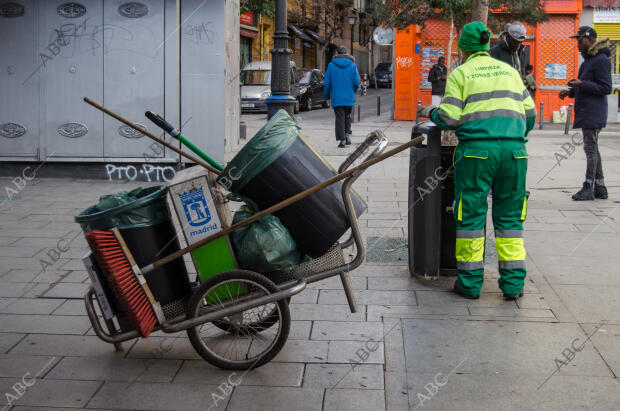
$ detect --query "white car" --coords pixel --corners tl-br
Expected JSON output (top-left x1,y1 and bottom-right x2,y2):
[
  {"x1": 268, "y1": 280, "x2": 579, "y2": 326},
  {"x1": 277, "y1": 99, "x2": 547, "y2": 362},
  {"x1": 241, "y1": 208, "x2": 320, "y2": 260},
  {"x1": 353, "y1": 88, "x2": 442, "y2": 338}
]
[{"x1": 240, "y1": 61, "x2": 300, "y2": 113}]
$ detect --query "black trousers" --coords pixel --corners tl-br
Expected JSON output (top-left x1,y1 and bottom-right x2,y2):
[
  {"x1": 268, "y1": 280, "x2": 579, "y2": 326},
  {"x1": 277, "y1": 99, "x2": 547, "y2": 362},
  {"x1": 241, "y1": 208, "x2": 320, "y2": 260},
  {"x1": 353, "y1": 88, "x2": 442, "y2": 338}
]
[
  {"x1": 333, "y1": 106, "x2": 352, "y2": 141},
  {"x1": 582, "y1": 128, "x2": 605, "y2": 186}
]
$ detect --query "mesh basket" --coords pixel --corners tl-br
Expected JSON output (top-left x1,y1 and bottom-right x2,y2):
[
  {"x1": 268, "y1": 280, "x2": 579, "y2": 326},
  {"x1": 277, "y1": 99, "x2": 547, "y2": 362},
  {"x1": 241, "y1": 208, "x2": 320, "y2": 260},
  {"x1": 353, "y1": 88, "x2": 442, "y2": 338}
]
[{"x1": 265, "y1": 243, "x2": 346, "y2": 284}]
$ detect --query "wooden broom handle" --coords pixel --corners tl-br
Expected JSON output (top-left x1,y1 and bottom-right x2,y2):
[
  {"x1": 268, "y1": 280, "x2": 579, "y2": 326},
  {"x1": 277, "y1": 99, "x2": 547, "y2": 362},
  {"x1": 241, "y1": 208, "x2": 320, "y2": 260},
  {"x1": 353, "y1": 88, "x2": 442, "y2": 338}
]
[
  {"x1": 143, "y1": 134, "x2": 424, "y2": 273},
  {"x1": 83, "y1": 97, "x2": 221, "y2": 175}
]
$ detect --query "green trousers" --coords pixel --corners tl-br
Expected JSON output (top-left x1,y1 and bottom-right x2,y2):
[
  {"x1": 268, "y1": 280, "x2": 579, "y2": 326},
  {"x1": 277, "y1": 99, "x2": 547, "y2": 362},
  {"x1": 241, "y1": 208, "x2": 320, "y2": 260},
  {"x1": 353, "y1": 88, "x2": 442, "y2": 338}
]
[{"x1": 453, "y1": 139, "x2": 528, "y2": 296}]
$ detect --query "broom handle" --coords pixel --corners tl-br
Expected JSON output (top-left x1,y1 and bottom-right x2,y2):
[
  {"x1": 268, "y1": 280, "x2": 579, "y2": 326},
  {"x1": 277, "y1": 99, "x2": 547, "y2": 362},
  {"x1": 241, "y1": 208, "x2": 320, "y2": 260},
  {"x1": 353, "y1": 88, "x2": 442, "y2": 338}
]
[
  {"x1": 141, "y1": 134, "x2": 424, "y2": 274},
  {"x1": 83, "y1": 97, "x2": 221, "y2": 175}
]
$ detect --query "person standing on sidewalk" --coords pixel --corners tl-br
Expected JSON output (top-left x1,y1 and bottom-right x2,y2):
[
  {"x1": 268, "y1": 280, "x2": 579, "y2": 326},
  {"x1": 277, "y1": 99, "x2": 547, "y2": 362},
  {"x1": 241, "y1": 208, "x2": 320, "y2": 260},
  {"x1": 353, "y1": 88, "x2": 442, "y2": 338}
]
[
  {"x1": 559, "y1": 26, "x2": 611, "y2": 201},
  {"x1": 428, "y1": 56, "x2": 447, "y2": 105},
  {"x1": 419, "y1": 22, "x2": 536, "y2": 300},
  {"x1": 490, "y1": 22, "x2": 527, "y2": 76},
  {"x1": 324, "y1": 46, "x2": 361, "y2": 148}
]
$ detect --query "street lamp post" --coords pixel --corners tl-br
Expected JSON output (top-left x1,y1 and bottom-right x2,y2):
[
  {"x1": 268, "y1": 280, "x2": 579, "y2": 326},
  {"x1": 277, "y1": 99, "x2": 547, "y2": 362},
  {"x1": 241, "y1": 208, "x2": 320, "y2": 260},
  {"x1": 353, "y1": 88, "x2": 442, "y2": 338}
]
[
  {"x1": 348, "y1": 12, "x2": 357, "y2": 55},
  {"x1": 265, "y1": 0, "x2": 297, "y2": 119}
]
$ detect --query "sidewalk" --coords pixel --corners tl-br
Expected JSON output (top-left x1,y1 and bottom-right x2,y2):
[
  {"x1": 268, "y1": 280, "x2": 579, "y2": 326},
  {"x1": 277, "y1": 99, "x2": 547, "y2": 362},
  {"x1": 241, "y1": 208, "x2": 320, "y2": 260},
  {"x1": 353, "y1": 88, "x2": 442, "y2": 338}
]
[{"x1": 0, "y1": 113, "x2": 619, "y2": 410}]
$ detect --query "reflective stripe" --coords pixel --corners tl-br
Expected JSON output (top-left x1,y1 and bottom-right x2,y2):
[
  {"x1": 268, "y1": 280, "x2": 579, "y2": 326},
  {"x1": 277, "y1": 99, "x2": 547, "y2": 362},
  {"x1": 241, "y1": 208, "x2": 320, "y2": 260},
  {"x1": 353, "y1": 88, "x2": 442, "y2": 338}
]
[
  {"x1": 457, "y1": 229, "x2": 485, "y2": 238},
  {"x1": 495, "y1": 237, "x2": 526, "y2": 262},
  {"x1": 521, "y1": 196, "x2": 528, "y2": 221},
  {"x1": 456, "y1": 237, "x2": 485, "y2": 262},
  {"x1": 457, "y1": 260, "x2": 485, "y2": 270},
  {"x1": 461, "y1": 109, "x2": 526, "y2": 123},
  {"x1": 442, "y1": 96, "x2": 464, "y2": 109},
  {"x1": 525, "y1": 107, "x2": 537, "y2": 117},
  {"x1": 522, "y1": 89, "x2": 530, "y2": 100},
  {"x1": 457, "y1": 194, "x2": 463, "y2": 221},
  {"x1": 438, "y1": 108, "x2": 460, "y2": 127},
  {"x1": 499, "y1": 260, "x2": 526, "y2": 269},
  {"x1": 495, "y1": 230, "x2": 523, "y2": 238},
  {"x1": 465, "y1": 90, "x2": 527, "y2": 105}
]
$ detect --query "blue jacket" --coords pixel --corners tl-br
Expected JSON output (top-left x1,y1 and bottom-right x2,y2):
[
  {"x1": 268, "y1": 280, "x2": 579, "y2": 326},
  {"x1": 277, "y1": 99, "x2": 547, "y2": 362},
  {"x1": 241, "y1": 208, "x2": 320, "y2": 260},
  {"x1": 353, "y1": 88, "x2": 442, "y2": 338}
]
[
  {"x1": 570, "y1": 39, "x2": 612, "y2": 129},
  {"x1": 324, "y1": 55, "x2": 360, "y2": 107}
]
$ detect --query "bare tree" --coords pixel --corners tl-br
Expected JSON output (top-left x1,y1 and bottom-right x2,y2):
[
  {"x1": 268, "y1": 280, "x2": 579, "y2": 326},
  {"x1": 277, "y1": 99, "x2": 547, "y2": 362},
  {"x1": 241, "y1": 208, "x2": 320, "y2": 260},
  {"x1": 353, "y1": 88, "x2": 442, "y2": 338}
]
[{"x1": 470, "y1": 0, "x2": 489, "y2": 24}]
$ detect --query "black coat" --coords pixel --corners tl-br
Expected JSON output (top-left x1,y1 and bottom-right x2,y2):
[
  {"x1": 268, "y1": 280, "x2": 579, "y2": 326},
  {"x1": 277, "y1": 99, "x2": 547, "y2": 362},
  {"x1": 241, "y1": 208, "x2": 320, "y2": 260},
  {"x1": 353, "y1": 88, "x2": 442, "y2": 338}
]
[
  {"x1": 428, "y1": 64, "x2": 447, "y2": 95},
  {"x1": 489, "y1": 39, "x2": 527, "y2": 76},
  {"x1": 570, "y1": 39, "x2": 612, "y2": 129}
]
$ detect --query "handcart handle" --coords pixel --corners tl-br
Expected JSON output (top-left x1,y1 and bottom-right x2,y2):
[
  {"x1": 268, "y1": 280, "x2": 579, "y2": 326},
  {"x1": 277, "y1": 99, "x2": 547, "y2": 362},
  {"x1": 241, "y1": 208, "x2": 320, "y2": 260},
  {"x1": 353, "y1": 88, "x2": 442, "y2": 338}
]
[
  {"x1": 338, "y1": 131, "x2": 388, "y2": 174},
  {"x1": 145, "y1": 111, "x2": 179, "y2": 137}
]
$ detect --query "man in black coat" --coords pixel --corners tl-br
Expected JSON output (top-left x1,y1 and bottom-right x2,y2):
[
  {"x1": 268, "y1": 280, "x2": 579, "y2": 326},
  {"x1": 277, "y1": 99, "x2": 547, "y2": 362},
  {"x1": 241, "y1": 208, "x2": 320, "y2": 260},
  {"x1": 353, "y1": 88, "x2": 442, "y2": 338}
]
[
  {"x1": 560, "y1": 26, "x2": 611, "y2": 201},
  {"x1": 490, "y1": 22, "x2": 527, "y2": 76},
  {"x1": 428, "y1": 56, "x2": 447, "y2": 105}
]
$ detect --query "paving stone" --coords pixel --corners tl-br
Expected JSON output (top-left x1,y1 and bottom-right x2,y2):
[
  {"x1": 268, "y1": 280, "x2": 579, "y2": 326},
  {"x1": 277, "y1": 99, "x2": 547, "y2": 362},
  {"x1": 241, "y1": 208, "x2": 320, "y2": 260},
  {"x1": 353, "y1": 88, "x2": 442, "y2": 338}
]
[
  {"x1": 10, "y1": 334, "x2": 130, "y2": 357},
  {"x1": 0, "y1": 246, "x2": 44, "y2": 258},
  {"x1": 289, "y1": 289, "x2": 319, "y2": 304},
  {"x1": 128, "y1": 336, "x2": 201, "y2": 360},
  {"x1": 319, "y1": 290, "x2": 416, "y2": 305},
  {"x1": 0, "y1": 298, "x2": 64, "y2": 315},
  {"x1": 532, "y1": 255, "x2": 620, "y2": 285},
  {"x1": 0, "y1": 282, "x2": 40, "y2": 298},
  {"x1": 273, "y1": 339, "x2": 329, "y2": 363},
  {"x1": 38, "y1": 283, "x2": 89, "y2": 299},
  {"x1": 0, "y1": 236, "x2": 19, "y2": 246},
  {"x1": 588, "y1": 323, "x2": 620, "y2": 376},
  {"x1": 553, "y1": 284, "x2": 620, "y2": 323},
  {"x1": 416, "y1": 290, "x2": 518, "y2": 308},
  {"x1": 385, "y1": 372, "x2": 410, "y2": 409},
  {"x1": 227, "y1": 386, "x2": 323, "y2": 411},
  {"x1": 0, "y1": 333, "x2": 25, "y2": 353},
  {"x1": 1, "y1": 269, "x2": 67, "y2": 283},
  {"x1": 382, "y1": 318, "x2": 406, "y2": 372},
  {"x1": 174, "y1": 360, "x2": 303, "y2": 386},
  {"x1": 311, "y1": 321, "x2": 384, "y2": 341},
  {"x1": 366, "y1": 305, "x2": 469, "y2": 322},
  {"x1": 468, "y1": 307, "x2": 556, "y2": 319},
  {"x1": 402, "y1": 319, "x2": 612, "y2": 376},
  {"x1": 350, "y1": 264, "x2": 410, "y2": 278},
  {"x1": 51, "y1": 299, "x2": 86, "y2": 316},
  {"x1": 304, "y1": 363, "x2": 383, "y2": 389},
  {"x1": 0, "y1": 354, "x2": 59, "y2": 378},
  {"x1": 0, "y1": 314, "x2": 90, "y2": 334},
  {"x1": 368, "y1": 276, "x2": 450, "y2": 291},
  {"x1": 0, "y1": 377, "x2": 101, "y2": 409},
  {"x1": 307, "y1": 275, "x2": 366, "y2": 290},
  {"x1": 88, "y1": 381, "x2": 228, "y2": 410},
  {"x1": 327, "y1": 340, "x2": 384, "y2": 364},
  {"x1": 290, "y1": 304, "x2": 366, "y2": 322},
  {"x1": 406, "y1": 373, "x2": 620, "y2": 411},
  {"x1": 47, "y1": 356, "x2": 182, "y2": 383},
  {"x1": 324, "y1": 388, "x2": 385, "y2": 411},
  {"x1": 288, "y1": 320, "x2": 312, "y2": 340}
]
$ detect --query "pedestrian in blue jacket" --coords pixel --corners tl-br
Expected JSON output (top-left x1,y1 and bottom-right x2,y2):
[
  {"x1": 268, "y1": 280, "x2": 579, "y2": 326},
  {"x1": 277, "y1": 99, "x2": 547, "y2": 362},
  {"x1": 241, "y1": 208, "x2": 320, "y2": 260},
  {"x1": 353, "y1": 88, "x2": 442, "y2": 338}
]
[
  {"x1": 560, "y1": 26, "x2": 612, "y2": 201},
  {"x1": 324, "y1": 46, "x2": 361, "y2": 148}
]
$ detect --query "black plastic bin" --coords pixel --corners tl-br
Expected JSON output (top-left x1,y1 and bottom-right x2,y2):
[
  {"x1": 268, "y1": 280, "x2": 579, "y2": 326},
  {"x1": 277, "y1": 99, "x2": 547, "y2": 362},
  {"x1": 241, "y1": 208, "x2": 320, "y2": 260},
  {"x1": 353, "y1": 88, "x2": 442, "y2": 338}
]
[
  {"x1": 219, "y1": 110, "x2": 366, "y2": 258},
  {"x1": 408, "y1": 122, "x2": 457, "y2": 277},
  {"x1": 75, "y1": 185, "x2": 191, "y2": 307}
]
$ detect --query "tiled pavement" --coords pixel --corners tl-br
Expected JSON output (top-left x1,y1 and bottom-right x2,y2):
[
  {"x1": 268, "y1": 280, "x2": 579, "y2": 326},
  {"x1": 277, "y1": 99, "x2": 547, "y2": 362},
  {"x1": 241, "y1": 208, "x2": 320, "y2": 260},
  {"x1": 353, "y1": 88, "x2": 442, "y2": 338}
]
[{"x1": 1, "y1": 112, "x2": 620, "y2": 410}]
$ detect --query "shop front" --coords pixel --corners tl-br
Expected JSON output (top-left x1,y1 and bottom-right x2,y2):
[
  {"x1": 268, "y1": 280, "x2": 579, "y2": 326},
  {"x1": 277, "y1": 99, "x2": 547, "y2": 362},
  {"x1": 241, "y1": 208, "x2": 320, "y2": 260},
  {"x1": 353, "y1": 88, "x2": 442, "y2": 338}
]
[{"x1": 394, "y1": 0, "x2": 582, "y2": 121}]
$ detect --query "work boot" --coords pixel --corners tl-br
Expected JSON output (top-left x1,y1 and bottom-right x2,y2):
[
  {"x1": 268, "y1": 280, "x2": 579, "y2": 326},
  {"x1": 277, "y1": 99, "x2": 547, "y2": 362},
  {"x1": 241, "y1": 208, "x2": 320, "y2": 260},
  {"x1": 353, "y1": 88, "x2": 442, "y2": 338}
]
[
  {"x1": 338, "y1": 140, "x2": 346, "y2": 148},
  {"x1": 594, "y1": 185, "x2": 608, "y2": 200},
  {"x1": 572, "y1": 182, "x2": 594, "y2": 201},
  {"x1": 453, "y1": 281, "x2": 479, "y2": 299},
  {"x1": 503, "y1": 290, "x2": 524, "y2": 300},
  {"x1": 345, "y1": 133, "x2": 352, "y2": 145}
]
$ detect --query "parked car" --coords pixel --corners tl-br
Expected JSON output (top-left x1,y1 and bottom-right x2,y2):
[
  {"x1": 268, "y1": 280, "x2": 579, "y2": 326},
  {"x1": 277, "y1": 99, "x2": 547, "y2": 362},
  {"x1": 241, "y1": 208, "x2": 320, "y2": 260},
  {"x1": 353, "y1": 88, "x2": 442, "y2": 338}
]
[
  {"x1": 370, "y1": 62, "x2": 392, "y2": 88},
  {"x1": 297, "y1": 69, "x2": 330, "y2": 111},
  {"x1": 240, "y1": 61, "x2": 301, "y2": 114}
]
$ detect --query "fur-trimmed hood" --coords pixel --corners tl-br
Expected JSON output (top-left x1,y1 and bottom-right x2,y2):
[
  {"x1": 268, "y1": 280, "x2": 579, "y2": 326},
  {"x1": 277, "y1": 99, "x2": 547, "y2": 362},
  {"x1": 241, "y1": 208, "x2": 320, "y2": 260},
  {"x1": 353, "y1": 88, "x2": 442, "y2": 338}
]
[
  {"x1": 585, "y1": 38, "x2": 610, "y2": 57},
  {"x1": 333, "y1": 54, "x2": 355, "y2": 63}
]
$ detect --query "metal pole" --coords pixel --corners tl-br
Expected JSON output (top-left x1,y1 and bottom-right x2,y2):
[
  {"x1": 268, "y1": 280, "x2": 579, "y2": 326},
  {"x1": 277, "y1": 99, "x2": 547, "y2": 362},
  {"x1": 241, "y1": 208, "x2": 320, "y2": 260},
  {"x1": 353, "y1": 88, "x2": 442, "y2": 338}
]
[
  {"x1": 564, "y1": 103, "x2": 573, "y2": 135},
  {"x1": 265, "y1": 0, "x2": 296, "y2": 119},
  {"x1": 415, "y1": 100, "x2": 422, "y2": 123},
  {"x1": 357, "y1": 104, "x2": 361, "y2": 122},
  {"x1": 377, "y1": 96, "x2": 381, "y2": 116},
  {"x1": 539, "y1": 101, "x2": 544, "y2": 130}
]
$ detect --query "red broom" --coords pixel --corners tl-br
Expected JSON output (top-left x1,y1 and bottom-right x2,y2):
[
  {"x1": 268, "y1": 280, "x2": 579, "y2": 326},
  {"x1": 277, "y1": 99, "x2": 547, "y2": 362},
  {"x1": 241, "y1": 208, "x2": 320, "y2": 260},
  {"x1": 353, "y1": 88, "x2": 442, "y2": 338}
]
[{"x1": 86, "y1": 228, "x2": 163, "y2": 337}]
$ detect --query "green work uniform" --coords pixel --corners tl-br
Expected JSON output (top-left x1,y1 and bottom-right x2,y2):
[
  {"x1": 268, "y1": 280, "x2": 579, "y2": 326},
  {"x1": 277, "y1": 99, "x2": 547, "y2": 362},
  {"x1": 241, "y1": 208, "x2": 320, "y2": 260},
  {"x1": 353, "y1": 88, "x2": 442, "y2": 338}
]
[{"x1": 431, "y1": 51, "x2": 536, "y2": 296}]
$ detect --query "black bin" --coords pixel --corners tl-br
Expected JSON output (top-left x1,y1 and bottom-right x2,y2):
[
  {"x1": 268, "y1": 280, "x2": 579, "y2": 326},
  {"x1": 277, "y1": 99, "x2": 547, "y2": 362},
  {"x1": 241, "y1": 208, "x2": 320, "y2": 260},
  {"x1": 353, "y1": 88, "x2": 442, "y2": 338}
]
[
  {"x1": 408, "y1": 122, "x2": 457, "y2": 277},
  {"x1": 75, "y1": 185, "x2": 191, "y2": 307}
]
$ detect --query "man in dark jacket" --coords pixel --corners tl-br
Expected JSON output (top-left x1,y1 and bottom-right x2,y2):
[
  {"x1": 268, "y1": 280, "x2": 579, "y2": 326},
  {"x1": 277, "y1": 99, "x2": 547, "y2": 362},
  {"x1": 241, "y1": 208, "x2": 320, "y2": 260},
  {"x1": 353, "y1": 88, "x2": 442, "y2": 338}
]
[
  {"x1": 428, "y1": 56, "x2": 447, "y2": 105},
  {"x1": 559, "y1": 26, "x2": 611, "y2": 201},
  {"x1": 324, "y1": 46, "x2": 361, "y2": 148},
  {"x1": 490, "y1": 22, "x2": 527, "y2": 76}
]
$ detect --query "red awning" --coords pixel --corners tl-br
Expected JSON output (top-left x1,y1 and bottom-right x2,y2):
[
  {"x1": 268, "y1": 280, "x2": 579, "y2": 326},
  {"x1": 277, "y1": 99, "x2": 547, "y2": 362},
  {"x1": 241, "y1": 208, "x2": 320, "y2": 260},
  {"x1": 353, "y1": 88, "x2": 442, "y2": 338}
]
[
  {"x1": 584, "y1": 0, "x2": 620, "y2": 6},
  {"x1": 240, "y1": 28, "x2": 258, "y2": 38}
]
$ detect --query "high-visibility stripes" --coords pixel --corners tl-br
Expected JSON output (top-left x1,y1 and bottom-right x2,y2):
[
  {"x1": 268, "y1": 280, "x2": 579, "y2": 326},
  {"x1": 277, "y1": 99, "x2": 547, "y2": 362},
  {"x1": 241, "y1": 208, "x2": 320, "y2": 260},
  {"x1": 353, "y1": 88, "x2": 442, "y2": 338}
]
[
  {"x1": 457, "y1": 194, "x2": 463, "y2": 221},
  {"x1": 457, "y1": 229, "x2": 485, "y2": 238},
  {"x1": 457, "y1": 260, "x2": 485, "y2": 270},
  {"x1": 495, "y1": 230, "x2": 523, "y2": 238},
  {"x1": 525, "y1": 107, "x2": 537, "y2": 118},
  {"x1": 442, "y1": 96, "x2": 464, "y2": 109},
  {"x1": 438, "y1": 108, "x2": 460, "y2": 127},
  {"x1": 461, "y1": 109, "x2": 526, "y2": 123},
  {"x1": 521, "y1": 196, "x2": 528, "y2": 220},
  {"x1": 455, "y1": 235, "x2": 485, "y2": 271},
  {"x1": 495, "y1": 237, "x2": 526, "y2": 263},
  {"x1": 465, "y1": 90, "x2": 528, "y2": 105},
  {"x1": 499, "y1": 260, "x2": 526, "y2": 269}
]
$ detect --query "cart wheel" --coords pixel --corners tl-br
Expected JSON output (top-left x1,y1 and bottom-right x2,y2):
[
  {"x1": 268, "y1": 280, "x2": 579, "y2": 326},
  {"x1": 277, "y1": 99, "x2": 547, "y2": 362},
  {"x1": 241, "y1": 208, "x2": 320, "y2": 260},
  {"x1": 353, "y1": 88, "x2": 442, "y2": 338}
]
[{"x1": 186, "y1": 270, "x2": 290, "y2": 370}]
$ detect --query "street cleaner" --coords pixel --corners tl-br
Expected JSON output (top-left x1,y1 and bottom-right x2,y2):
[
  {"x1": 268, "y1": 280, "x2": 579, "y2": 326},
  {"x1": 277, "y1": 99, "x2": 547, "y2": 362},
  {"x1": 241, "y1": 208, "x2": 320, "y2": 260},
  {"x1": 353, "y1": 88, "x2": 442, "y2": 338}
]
[{"x1": 418, "y1": 22, "x2": 537, "y2": 300}]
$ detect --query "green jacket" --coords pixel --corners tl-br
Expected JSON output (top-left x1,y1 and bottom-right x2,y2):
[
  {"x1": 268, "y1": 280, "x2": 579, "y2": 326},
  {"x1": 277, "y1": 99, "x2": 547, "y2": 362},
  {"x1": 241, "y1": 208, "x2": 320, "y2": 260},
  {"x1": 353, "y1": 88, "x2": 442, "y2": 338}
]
[{"x1": 431, "y1": 51, "x2": 536, "y2": 141}]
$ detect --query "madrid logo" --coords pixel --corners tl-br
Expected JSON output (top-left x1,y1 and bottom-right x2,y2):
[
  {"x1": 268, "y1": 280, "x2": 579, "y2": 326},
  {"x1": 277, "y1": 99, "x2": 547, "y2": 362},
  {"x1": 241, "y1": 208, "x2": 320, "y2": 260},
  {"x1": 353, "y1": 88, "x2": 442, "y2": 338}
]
[{"x1": 178, "y1": 188, "x2": 211, "y2": 227}]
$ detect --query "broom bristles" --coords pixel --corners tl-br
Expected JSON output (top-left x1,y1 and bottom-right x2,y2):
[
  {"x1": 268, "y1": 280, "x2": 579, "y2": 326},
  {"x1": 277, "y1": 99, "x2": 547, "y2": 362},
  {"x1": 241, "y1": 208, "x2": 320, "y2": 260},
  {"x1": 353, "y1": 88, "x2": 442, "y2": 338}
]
[{"x1": 86, "y1": 230, "x2": 158, "y2": 337}]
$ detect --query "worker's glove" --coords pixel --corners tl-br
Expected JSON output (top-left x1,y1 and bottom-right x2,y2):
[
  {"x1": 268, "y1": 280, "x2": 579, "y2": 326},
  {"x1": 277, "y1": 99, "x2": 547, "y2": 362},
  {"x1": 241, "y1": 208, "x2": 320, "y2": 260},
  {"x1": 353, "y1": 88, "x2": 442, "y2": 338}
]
[{"x1": 418, "y1": 104, "x2": 437, "y2": 119}]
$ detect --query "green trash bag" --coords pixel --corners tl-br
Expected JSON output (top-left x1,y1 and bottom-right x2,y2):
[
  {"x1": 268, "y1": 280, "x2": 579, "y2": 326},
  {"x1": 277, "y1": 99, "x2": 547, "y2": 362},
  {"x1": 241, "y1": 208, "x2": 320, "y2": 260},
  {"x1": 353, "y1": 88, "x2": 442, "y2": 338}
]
[{"x1": 230, "y1": 197, "x2": 302, "y2": 273}]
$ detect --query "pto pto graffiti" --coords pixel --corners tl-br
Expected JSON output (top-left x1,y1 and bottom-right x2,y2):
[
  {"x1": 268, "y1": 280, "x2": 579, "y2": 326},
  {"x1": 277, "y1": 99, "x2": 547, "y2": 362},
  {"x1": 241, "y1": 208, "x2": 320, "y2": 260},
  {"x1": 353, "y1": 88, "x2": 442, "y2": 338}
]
[{"x1": 105, "y1": 164, "x2": 176, "y2": 182}]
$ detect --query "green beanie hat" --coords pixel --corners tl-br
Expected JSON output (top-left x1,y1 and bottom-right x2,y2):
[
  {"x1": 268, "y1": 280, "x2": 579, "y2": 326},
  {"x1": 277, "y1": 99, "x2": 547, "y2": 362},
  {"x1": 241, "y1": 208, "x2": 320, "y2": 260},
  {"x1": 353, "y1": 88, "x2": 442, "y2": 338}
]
[{"x1": 458, "y1": 21, "x2": 491, "y2": 52}]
